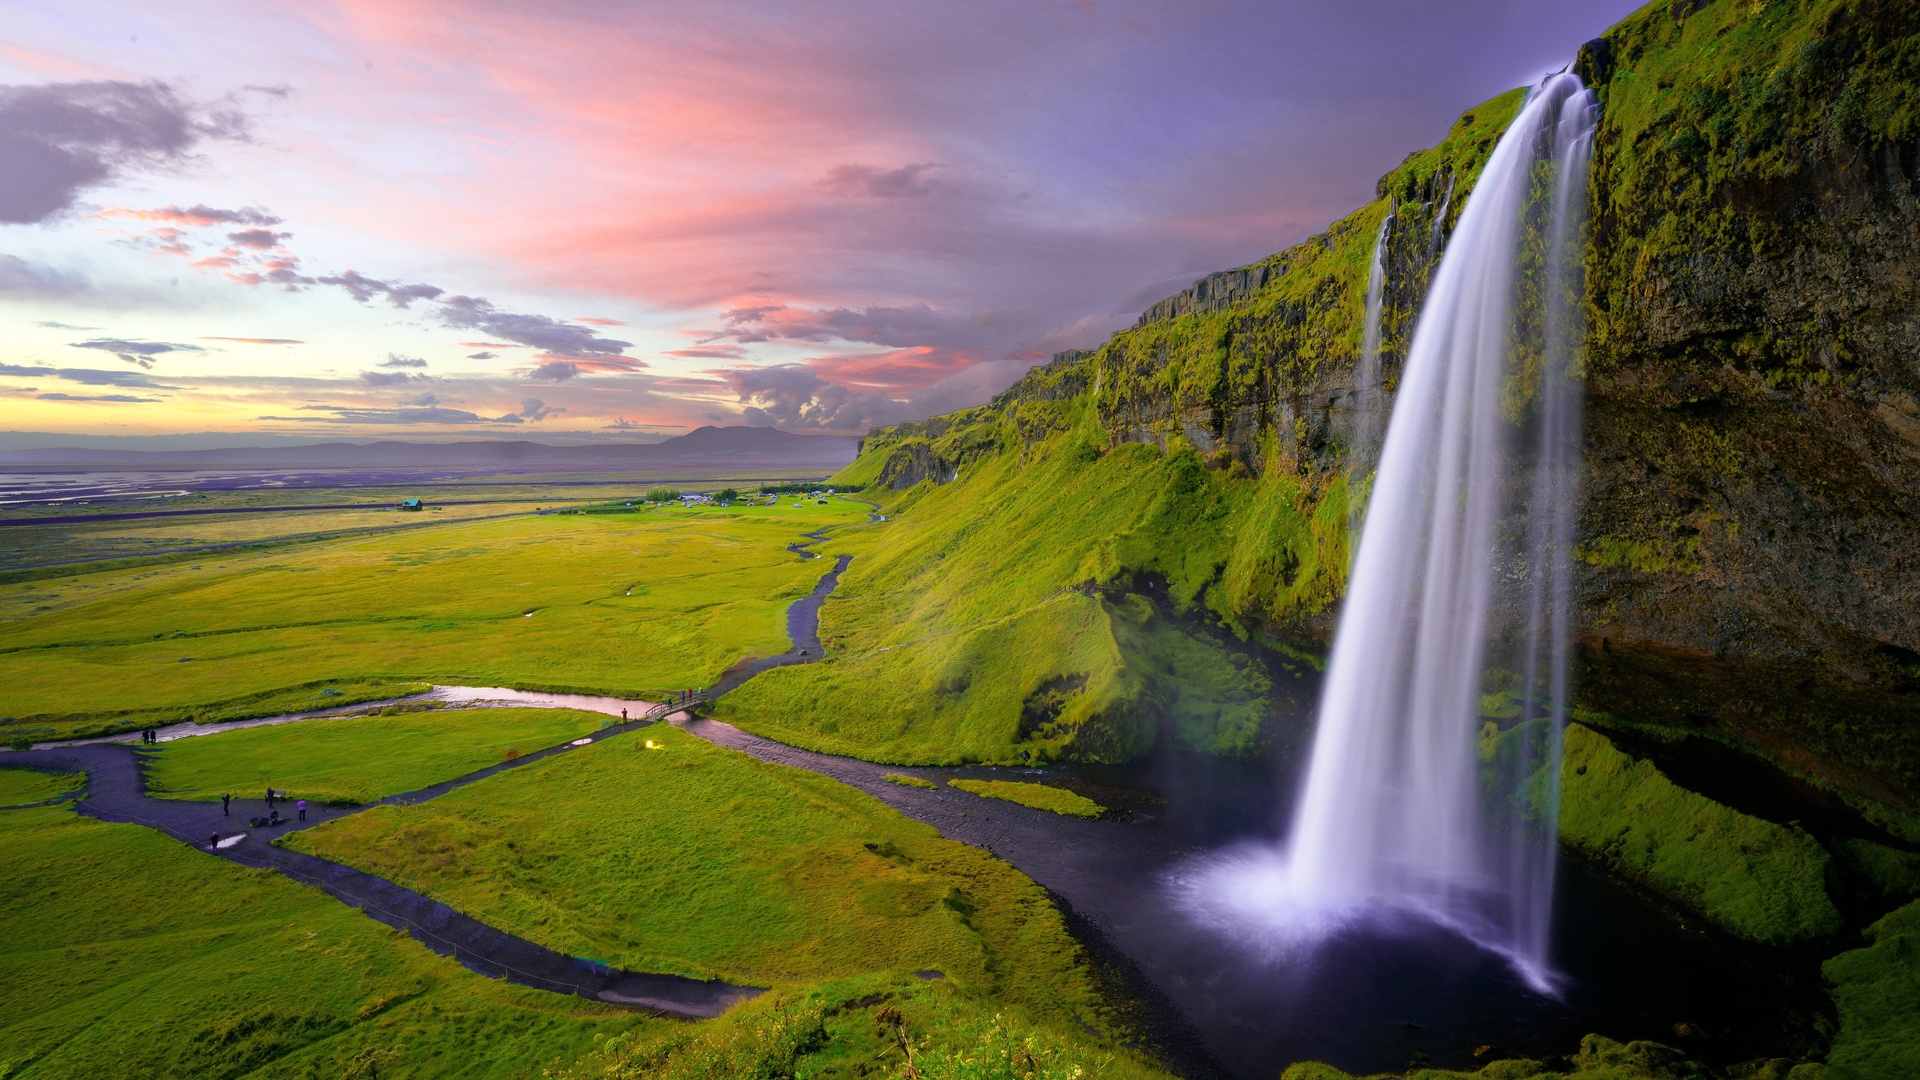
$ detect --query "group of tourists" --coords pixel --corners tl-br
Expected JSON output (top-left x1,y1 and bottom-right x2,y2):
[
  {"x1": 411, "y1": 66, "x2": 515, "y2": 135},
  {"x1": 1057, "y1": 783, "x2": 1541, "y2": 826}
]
[{"x1": 208, "y1": 788, "x2": 308, "y2": 847}]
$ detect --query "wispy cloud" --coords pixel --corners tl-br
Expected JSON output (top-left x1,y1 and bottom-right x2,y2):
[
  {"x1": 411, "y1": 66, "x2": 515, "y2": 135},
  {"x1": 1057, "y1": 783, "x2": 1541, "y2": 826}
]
[
  {"x1": 822, "y1": 162, "x2": 940, "y2": 198},
  {"x1": 201, "y1": 336, "x2": 302, "y2": 345},
  {"x1": 265, "y1": 405, "x2": 487, "y2": 425},
  {"x1": 0, "y1": 254, "x2": 90, "y2": 298},
  {"x1": 359, "y1": 370, "x2": 427, "y2": 386},
  {"x1": 69, "y1": 338, "x2": 207, "y2": 369},
  {"x1": 36, "y1": 392, "x2": 162, "y2": 403},
  {"x1": 100, "y1": 204, "x2": 281, "y2": 227},
  {"x1": 0, "y1": 362, "x2": 181, "y2": 389}
]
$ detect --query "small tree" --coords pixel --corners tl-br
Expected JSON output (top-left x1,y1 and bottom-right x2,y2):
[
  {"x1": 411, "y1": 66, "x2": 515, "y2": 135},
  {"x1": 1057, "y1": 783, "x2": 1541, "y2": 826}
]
[
  {"x1": 645, "y1": 488, "x2": 680, "y2": 503},
  {"x1": 715, "y1": 488, "x2": 740, "y2": 504}
]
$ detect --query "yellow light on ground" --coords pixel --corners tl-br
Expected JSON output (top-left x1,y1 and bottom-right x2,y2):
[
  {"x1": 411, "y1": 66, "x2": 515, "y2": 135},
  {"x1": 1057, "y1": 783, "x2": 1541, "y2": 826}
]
[{"x1": 643, "y1": 739, "x2": 663, "y2": 750}]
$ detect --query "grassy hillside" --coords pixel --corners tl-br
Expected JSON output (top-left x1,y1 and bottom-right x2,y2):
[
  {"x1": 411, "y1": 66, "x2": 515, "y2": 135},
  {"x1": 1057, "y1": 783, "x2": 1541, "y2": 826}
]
[{"x1": 723, "y1": 425, "x2": 1333, "y2": 764}]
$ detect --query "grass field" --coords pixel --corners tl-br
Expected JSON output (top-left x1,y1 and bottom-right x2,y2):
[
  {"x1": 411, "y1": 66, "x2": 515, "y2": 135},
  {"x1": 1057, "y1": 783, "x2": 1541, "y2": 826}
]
[
  {"x1": 0, "y1": 502, "x2": 540, "y2": 571},
  {"x1": 0, "y1": 766, "x2": 81, "y2": 806},
  {"x1": 148, "y1": 707, "x2": 611, "y2": 804},
  {"x1": 0, "y1": 802, "x2": 651, "y2": 1078},
  {"x1": 948, "y1": 778, "x2": 1105, "y2": 819},
  {"x1": 288, "y1": 722, "x2": 1105, "y2": 1025},
  {"x1": 0, "y1": 499, "x2": 865, "y2": 742}
]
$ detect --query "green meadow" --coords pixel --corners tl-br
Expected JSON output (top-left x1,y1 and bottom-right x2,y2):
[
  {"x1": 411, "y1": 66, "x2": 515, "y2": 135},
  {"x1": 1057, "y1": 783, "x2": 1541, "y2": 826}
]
[
  {"x1": 0, "y1": 800, "x2": 651, "y2": 1079},
  {"x1": 947, "y1": 777, "x2": 1105, "y2": 819},
  {"x1": 0, "y1": 499, "x2": 865, "y2": 742},
  {"x1": 147, "y1": 706, "x2": 610, "y2": 805},
  {"x1": 288, "y1": 723, "x2": 1104, "y2": 1018},
  {"x1": 0, "y1": 767, "x2": 81, "y2": 806}
]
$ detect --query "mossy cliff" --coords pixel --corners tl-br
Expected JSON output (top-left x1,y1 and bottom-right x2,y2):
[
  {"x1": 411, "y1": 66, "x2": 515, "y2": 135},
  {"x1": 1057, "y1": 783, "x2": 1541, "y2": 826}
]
[{"x1": 810, "y1": 0, "x2": 1920, "y2": 822}]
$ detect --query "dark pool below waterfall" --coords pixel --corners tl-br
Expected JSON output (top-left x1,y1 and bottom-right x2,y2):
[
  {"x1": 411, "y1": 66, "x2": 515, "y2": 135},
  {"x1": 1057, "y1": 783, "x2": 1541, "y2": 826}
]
[{"x1": 911, "y1": 746, "x2": 1832, "y2": 1079}]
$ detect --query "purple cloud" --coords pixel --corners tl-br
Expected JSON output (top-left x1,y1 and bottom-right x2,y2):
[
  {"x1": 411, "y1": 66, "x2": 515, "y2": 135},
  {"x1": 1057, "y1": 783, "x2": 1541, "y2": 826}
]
[
  {"x1": 437, "y1": 295, "x2": 633, "y2": 358},
  {"x1": 359, "y1": 370, "x2": 425, "y2": 386},
  {"x1": 36, "y1": 392, "x2": 162, "y2": 403},
  {"x1": 266, "y1": 406, "x2": 485, "y2": 425},
  {"x1": 824, "y1": 162, "x2": 940, "y2": 198},
  {"x1": 316, "y1": 269, "x2": 444, "y2": 307},
  {"x1": 0, "y1": 81, "x2": 247, "y2": 224},
  {"x1": 0, "y1": 363, "x2": 181, "y2": 389},
  {"x1": 226, "y1": 228, "x2": 289, "y2": 249},
  {"x1": 69, "y1": 338, "x2": 206, "y2": 369}
]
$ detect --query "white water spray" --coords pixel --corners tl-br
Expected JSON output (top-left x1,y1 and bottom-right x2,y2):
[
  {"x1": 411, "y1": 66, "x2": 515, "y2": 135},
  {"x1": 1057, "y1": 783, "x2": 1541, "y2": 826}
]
[{"x1": 1182, "y1": 75, "x2": 1596, "y2": 992}]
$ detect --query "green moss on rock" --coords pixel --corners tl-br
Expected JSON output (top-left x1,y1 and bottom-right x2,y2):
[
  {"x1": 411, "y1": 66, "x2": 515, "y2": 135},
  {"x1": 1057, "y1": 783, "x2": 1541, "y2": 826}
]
[
  {"x1": 1821, "y1": 899, "x2": 1920, "y2": 1079},
  {"x1": 1559, "y1": 723, "x2": 1842, "y2": 943}
]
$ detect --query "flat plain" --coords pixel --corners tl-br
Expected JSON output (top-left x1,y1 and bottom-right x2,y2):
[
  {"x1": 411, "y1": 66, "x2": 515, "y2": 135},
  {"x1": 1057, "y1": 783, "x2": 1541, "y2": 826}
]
[
  {"x1": 147, "y1": 706, "x2": 612, "y2": 804},
  {"x1": 0, "y1": 498, "x2": 866, "y2": 741}
]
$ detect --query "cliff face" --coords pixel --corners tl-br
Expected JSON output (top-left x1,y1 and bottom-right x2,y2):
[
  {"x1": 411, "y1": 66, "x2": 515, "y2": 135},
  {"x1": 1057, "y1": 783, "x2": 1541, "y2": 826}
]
[
  {"x1": 844, "y1": 0, "x2": 1920, "y2": 812},
  {"x1": 1575, "y1": 0, "x2": 1920, "y2": 811}
]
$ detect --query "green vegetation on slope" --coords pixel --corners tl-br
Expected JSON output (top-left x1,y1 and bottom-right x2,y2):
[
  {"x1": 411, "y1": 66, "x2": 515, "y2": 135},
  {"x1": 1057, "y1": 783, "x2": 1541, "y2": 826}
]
[
  {"x1": 289, "y1": 723, "x2": 1105, "y2": 1030},
  {"x1": 1557, "y1": 723, "x2": 1842, "y2": 943},
  {"x1": 0, "y1": 501, "x2": 860, "y2": 742},
  {"x1": 0, "y1": 766, "x2": 81, "y2": 806},
  {"x1": 148, "y1": 707, "x2": 611, "y2": 804},
  {"x1": 729, "y1": 430, "x2": 1321, "y2": 765},
  {"x1": 1822, "y1": 899, "x2": 1920, "y2": 1079},
  {"x1": 0, "y1": 803, "x2": 647, "y2": 1079},
  {"x1": 552, "y1": 971, "x2": 1174, "y2": 1080},
  {"x1": 948, "y1": 778, "x2": 1104, "y2": 819}
]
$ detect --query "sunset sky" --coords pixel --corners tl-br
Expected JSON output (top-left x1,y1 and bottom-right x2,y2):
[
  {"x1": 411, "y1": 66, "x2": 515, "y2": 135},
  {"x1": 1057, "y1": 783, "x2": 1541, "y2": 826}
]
[{"x1": 1, "y1": 0, "x2": 1634, "y2": 441}]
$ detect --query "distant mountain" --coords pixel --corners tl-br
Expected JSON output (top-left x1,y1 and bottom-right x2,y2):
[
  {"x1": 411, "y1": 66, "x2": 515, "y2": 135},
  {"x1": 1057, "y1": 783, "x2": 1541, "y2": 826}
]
[{"x1": 0, "y1": 425, "x2": 857, "y2": 470}]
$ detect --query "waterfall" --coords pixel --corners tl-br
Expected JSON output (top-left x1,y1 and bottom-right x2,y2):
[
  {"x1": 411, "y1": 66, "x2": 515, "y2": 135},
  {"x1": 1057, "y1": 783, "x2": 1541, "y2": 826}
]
[
  {"x1": 1177, "y1": 74, "x2": 1596, "y2": 994},
  {"x1": 1350, "y1": 206, "x2": 1393, "y2": 481}
]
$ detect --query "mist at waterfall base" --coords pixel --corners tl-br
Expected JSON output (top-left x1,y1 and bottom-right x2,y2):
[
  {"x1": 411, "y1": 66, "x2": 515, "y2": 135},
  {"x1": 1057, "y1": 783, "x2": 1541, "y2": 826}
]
[{"x1": 1173, "y1": 75, "x2": 1597, "y2": 996}]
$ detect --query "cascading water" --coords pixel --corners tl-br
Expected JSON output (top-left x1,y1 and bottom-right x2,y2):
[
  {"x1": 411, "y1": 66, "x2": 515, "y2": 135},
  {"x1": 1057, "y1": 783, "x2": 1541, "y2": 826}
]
[
  {"x1": 1178, "y1": 74, "x2": 1596, "y2": 993},
  {"x1": 1348, "y1": 205, "x2": 1393, "y2": 487},
  {"x1": 1429, "y1": 173, "x2": 1456, "y2": 257}
]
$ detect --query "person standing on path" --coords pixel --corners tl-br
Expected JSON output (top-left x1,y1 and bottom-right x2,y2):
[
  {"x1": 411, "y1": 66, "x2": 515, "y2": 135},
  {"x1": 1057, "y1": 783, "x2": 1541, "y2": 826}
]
[
  {"x1": 222, "y1": 793, "x2": 230, "y2": 816},
  {"x1": 265, "y1": 786, "x2": 274, "y2": 807},
  {"x1": 297, "y1": 798, "x2": 307, "y2": 822},
  {"x1": 209, "y1": 833, "x2": 218, "y2": 850}
]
